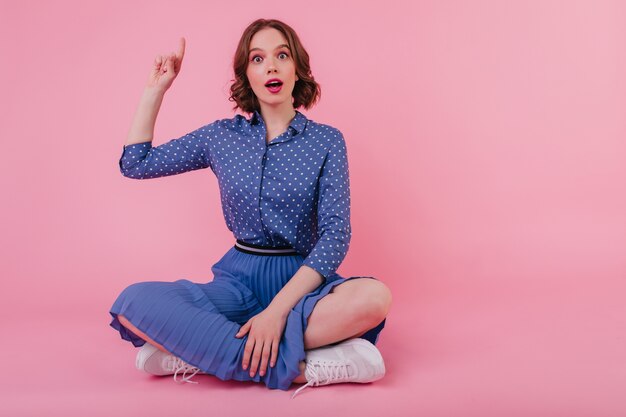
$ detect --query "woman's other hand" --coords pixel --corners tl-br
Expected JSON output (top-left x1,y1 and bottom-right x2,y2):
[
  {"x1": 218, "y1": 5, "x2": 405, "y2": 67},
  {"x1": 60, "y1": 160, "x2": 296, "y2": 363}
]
[
  {"x1": 235, "y1": 307, "x2": 289, "y2": 378},
  {"x1": 146, "y1": 37, "x2": 186, "y2": 92}
]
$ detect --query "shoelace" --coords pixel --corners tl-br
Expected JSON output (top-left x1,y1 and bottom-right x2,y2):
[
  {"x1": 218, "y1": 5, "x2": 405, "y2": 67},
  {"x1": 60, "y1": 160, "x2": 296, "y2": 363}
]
[
  {"x1": 170, "y1": 356, "x2": 203, "y2": 384},
  {"x1": 291, "y1": 359, "x2": 350, "y2": 399}
]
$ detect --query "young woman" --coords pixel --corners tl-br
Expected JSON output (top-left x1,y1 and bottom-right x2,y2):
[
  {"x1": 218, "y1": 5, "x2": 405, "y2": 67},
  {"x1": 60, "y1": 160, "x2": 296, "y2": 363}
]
[{"x1": 109, "y1": 18, "x2": 392, "y2": 399}]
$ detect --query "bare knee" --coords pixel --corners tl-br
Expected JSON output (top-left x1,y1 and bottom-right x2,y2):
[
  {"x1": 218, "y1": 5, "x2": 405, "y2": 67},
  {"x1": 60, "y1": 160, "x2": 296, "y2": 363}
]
[{"x1": 351, "y1": 279, "x2": 392, "y2": 323}]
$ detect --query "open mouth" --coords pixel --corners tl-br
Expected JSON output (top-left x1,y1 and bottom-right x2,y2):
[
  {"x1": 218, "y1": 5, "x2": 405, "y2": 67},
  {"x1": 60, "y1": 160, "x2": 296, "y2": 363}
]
[{"x1": 265, "y1": 80, "x2": 283, "y2": 93}]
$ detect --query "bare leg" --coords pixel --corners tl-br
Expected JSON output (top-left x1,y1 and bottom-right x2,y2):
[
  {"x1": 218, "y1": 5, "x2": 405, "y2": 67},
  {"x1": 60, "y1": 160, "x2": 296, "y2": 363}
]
[
  {"x1": 117, "y1": 314, "x2": 172, "y2": 354},
  {"x1": 292, "y1": 278, "x2": 392, "y2": 384},
  {"x1": 303, "y1": 278, "x2": 391, "y2": 350}
]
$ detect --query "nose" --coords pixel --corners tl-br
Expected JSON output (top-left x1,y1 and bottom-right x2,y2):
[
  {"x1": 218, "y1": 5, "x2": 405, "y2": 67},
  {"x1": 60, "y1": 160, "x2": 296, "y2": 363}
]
[{"x1": 266, "y1": 58, "x2": 278, "y2": 74}]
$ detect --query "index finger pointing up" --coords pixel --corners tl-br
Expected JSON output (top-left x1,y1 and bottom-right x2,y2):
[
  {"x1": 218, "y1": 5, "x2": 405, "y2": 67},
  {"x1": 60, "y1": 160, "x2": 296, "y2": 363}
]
[{"x1": 177, "y1": 37, "x2": 186, "y2": 61}]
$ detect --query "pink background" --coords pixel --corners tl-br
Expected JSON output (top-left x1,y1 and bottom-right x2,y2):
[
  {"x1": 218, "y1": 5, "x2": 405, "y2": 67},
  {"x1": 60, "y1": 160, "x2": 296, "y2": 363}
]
[{"x1": 2, "y1": 0, "x2": 625, "y2": 415}]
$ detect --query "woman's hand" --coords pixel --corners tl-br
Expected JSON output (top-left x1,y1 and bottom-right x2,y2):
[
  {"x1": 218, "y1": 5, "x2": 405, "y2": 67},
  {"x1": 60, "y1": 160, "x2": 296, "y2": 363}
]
[
  {"x1": 146, "y1": 37, "x2": 186, "y2": 93},
  {"x1": 235, "y1": 307, "x2": 288, "y2": 378}
]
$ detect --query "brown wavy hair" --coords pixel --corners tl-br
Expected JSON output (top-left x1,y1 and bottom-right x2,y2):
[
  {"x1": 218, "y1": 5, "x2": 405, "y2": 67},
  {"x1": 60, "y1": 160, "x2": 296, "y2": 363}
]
[{"x1": 229, "y1": 19, "x2": 321, "y2": 114}]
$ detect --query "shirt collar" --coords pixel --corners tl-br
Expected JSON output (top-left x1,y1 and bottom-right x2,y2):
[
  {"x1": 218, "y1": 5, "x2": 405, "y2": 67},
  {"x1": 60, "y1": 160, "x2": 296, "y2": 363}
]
[{"x1": 251, "y1": 109, "x2": 308, "y2": 136}]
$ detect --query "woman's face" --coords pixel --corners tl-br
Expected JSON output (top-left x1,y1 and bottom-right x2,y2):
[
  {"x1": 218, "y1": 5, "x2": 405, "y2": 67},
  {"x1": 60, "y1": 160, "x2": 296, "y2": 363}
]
[{"x1": 246, "y1": 27, "x2": 299, "y2": 109}]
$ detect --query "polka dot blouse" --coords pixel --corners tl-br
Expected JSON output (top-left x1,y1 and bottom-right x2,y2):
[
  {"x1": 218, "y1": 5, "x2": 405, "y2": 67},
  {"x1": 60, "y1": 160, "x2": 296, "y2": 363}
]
[{"x1": 119, "y1": 109, "x2": 352, "y2": 281}]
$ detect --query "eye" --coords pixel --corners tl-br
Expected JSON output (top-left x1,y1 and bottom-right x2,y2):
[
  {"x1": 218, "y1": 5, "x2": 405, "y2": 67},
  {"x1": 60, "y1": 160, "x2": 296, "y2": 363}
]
[{"x1": 250, "y1": 51, "x2": 290, "y2": 63}]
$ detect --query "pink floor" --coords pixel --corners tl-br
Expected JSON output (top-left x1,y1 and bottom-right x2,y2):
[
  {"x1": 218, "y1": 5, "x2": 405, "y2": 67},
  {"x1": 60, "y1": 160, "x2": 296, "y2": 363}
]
[{"x1": 3, "y1": 271, "x2": 625, "y2": 417}]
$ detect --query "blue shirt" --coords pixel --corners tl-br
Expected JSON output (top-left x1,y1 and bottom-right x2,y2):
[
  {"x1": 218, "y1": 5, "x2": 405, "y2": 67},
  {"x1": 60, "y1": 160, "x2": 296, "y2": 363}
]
[{"x1": 118, "y1": 109, "x2": 351, "y2": 282}]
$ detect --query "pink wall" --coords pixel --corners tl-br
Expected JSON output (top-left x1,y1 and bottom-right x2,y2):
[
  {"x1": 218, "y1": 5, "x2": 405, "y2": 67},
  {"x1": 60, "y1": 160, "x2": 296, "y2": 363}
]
[{"x1": 1, "y1": 0, "x2": 625, "y2": 416}]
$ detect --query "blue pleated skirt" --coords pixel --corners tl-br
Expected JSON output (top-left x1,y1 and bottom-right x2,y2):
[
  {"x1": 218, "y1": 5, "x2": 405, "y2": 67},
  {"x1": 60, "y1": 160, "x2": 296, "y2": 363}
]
[{"x1": 109, "y1": 242, "x2": 387, "y2": 391}]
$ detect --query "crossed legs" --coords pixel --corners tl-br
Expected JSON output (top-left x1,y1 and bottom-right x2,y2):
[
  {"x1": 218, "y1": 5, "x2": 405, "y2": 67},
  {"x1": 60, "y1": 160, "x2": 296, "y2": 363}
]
[{"x1": 118, "y1": 277, "x2": 392, "y2": 384}]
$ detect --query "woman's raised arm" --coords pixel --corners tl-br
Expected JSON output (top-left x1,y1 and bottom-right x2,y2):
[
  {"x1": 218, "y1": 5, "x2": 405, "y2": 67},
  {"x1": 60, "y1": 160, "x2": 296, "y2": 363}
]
[
  {"x1": 125, "y1": 37, "x2": 186, "y2": 147},
  {"x1": 118, "y1": 37, "x2": 215, "y2": 180}
]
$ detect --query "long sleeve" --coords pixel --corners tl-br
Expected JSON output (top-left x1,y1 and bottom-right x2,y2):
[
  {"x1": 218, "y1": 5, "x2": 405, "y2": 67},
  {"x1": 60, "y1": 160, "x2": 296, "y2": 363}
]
[
  {"x1": 301, "y1": 132, "x2": 352, "y2": 280},
  {"x1": 119, "y1": 122, "x2": 215, "y2": 179}
]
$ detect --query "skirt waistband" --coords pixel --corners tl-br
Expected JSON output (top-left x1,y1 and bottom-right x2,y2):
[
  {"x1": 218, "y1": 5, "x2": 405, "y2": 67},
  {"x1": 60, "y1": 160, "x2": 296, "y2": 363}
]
[{"x1": 234, "y1": 239, "x2": 298, "y2": 256}]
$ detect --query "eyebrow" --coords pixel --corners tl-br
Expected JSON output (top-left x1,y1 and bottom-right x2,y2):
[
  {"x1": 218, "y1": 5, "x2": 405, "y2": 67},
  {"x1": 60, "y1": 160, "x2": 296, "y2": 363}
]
[{"x1": 249, "y1": 44, "x2": 291, "y2": 54}]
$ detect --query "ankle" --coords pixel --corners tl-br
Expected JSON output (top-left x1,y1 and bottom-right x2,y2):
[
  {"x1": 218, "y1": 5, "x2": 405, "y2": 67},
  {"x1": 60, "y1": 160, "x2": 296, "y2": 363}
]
[{"x1": 293, "y1": 361, "x2": 307, "y2": 384}]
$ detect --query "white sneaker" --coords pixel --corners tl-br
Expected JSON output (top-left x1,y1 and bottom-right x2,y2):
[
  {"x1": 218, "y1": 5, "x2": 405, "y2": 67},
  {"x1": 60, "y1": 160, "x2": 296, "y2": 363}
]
[
  {"x1": 135, "y1": 343, "x2": 205, "y2": 384},
  {"x1": 291, "y1": 338, "x2": 385, "y2": 399}
]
